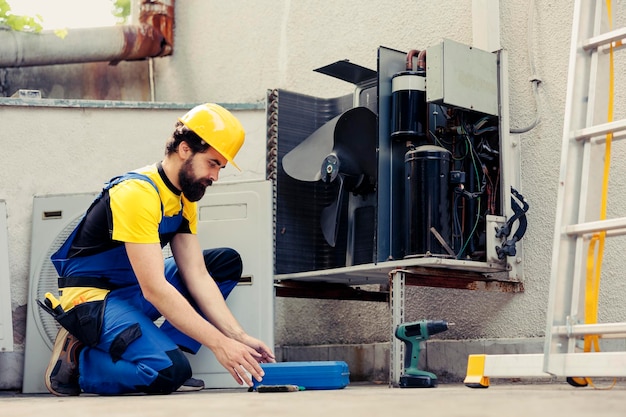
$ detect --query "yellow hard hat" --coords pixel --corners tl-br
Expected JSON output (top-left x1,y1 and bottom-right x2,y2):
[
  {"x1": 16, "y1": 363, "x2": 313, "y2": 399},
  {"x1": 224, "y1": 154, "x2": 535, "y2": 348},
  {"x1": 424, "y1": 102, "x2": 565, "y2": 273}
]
[{"x1": 178, "y1": 103, "x2": 245, "y2": 170}]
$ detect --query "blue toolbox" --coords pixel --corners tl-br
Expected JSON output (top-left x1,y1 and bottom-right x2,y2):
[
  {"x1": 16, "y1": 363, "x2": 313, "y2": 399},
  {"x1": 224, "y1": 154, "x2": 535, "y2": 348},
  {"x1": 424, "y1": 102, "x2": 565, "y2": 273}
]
[{"x1": 253, "y1": 361, "x2": 350, "y2": 390}]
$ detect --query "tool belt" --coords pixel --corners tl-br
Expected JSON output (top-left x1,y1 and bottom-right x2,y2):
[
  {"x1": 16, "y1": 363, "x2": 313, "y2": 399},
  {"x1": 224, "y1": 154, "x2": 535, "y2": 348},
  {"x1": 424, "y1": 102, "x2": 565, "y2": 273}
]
[
  {"x1": 38, "y1": 277, "x2": 112, "y2": 347},
  {"x1": 38, "y1": 296, "x2": 106, "y2": 347},
  {"x1": 58, "y1": 276, "x2": 119, "y2": 290}
]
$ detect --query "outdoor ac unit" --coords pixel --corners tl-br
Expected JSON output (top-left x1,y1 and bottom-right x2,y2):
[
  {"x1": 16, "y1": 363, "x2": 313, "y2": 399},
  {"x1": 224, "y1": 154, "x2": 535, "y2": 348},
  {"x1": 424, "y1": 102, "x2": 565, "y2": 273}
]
[{"x1": 268, "y1": 43, "x2": 521, "y2": 281}]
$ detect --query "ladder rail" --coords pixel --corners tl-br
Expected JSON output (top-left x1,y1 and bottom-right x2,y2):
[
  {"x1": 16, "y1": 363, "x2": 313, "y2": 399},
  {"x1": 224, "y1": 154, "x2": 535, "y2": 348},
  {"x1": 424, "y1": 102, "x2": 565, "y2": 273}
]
[
  {"x1": 543, "y1": 0, "x2": 616, "y2": 375},
  {"x1": 543, "y1": 0, "x2": 593, "y2": 361}
]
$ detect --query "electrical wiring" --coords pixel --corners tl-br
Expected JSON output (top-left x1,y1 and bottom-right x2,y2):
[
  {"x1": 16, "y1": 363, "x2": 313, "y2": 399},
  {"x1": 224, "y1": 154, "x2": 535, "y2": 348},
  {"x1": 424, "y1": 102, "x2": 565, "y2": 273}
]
[
  {"x1": 474, "y1": 126, "x2": 498, "y2": 135},
  {"x1": 428, "y1": 130, "x2": 449, "y2": 149},
  {"x1": 510, "y1": 0, "x2": 542, "y2": 134},
  {"x1": 428, "y1": 107, "x2": 500, "y2": 259},
  {"x1": 452, "y1": 193, "x2": 464, "y2": 251},
  {"x1": 510, "y1": 79, "x2": 541, "y2": 133},
  {"x1": 453, "y1": 133, "x2": 488, "y2": 258},
  {"x1": 452, "y1": 137, "x2": 470, "y2": 161},
  {"x1": 457, "y1": 202, "x2": 483, "y2": 259}
]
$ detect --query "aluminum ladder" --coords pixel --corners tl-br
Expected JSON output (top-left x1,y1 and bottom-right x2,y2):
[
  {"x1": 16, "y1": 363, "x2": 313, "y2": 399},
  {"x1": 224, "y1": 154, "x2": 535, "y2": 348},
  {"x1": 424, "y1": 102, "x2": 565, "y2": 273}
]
[{"x1": 465, "y1": 0, "x2": 626, "y2": 387}]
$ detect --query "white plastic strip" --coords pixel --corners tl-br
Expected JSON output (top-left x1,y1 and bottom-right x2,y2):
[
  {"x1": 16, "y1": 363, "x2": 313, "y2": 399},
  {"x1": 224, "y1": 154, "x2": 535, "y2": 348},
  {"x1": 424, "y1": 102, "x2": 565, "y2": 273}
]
[
  {"x1": 0, "y1": 201, "x2": 13, "y2": 352},
  {"x1": 472, "y1": 0, "x2": 501, "y2": 52}
]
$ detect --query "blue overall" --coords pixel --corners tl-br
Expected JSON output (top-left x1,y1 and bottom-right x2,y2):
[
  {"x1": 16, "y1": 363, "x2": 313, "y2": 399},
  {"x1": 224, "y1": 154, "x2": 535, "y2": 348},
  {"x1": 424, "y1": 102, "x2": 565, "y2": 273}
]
[{"x1": 51, "y1": 172, "x2": 242, "y2": 395}]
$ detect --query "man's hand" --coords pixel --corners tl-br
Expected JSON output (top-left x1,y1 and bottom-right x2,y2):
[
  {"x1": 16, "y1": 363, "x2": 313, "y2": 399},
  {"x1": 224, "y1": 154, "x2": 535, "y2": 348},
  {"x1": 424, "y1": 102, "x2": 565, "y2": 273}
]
[
  {"x1": 240, "y1": 334, "x2": 276, "y2": 364},
  {"x1": 166, "y1": 235, "x2": 276, "y2": 385},
  {"x1": 211, "y1": 336, "x2": 268, "y2": 386}
]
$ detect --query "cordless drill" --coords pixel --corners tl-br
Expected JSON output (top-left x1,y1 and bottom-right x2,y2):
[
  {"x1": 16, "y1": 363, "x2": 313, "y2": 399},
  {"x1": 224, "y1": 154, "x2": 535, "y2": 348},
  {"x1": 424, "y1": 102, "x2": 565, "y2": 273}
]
[{"x1": 395, "y1": 319, "x2": 450, "y2": 388}]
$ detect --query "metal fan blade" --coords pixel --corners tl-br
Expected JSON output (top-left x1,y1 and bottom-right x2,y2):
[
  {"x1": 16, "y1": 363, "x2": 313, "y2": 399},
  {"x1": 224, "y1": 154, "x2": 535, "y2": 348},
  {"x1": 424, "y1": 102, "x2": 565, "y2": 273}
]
[
  {"x1": 321, "y1": 175, "x2": 345, "y2": 247},
  {"x1": 281, "y1": 113, "x2": 342, "y2": 182},
  {"x1": 333, "y1": 107, "x2": 378, "y2": 180}
]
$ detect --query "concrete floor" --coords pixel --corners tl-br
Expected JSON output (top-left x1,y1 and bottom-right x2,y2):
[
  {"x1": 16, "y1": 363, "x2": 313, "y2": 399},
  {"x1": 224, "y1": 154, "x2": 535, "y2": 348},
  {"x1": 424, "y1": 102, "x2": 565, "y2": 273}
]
[{"x1": 2, "y1": 382, "x2": 625, "y2": 417}]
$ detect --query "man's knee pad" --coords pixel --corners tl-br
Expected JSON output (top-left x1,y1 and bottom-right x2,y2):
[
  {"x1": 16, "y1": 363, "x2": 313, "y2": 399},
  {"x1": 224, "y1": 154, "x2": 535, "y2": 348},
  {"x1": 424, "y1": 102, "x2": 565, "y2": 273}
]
[
  {"x1": 203, "y1": 247, "x2": 243, "y2": 282},
  {"x1": 140, "y1": 349, "x2": 192, "y2": 394}
]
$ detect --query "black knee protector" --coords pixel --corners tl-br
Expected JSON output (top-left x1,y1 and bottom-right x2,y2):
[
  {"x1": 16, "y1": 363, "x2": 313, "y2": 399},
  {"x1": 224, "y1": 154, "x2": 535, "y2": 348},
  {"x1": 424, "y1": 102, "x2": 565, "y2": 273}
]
[
  {"x1": 139, "y1": 349, "x2": 192, "y2": 395},
  {"x1": 202, "y1": 247, "x2": 243, "y2": 283}
]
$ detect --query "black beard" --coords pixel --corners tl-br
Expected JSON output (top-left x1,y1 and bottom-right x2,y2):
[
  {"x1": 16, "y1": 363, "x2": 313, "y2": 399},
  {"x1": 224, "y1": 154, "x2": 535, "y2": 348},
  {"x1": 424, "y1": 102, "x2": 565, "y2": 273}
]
[
  {"x1": 181, "y1": 181, "x2": 209, "y2": 202},
  {"x1": 179, "y1": 158, "x2": 212, "y2": 202}
]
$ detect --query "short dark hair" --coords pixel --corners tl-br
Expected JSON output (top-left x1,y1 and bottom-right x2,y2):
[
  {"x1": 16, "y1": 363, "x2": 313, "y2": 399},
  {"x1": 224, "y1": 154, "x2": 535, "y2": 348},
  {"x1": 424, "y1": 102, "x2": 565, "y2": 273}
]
[{"x1": 165, "y1": 121, "x2": 211, "y2": 155}]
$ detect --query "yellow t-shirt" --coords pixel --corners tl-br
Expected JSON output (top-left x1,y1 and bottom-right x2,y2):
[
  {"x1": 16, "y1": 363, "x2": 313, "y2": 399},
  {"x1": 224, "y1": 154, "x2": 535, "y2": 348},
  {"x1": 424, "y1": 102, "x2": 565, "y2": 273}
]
[
  {"x1": 109, "y1": 164, "x2": 198, "y2": 243},
  {"x1": 59, "y1": 164, "x2": 198, "y2": 310}
]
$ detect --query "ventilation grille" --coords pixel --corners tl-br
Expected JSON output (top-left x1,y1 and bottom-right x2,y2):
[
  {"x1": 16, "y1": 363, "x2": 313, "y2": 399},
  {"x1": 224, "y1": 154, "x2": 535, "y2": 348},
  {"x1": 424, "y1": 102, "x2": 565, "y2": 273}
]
[
  {"x1": 266, "y1": 89, "x2": 353, "y2": 274},
  {"x1": 36, "y1": 217, "x2": 81, "y2": 347}
]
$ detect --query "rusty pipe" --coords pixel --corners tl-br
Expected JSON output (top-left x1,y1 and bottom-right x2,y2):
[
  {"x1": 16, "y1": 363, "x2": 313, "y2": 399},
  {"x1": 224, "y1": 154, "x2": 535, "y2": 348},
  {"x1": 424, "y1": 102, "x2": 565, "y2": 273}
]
[
  {"x1": 112, "y1": 0, "x2": 176, "y2": 63},
  {"x1": 138, "y1": 0, "x2": 174, "y2": 56},
  {"x1": 0, "y1": 0, "x2": 174, "y2": 67}
]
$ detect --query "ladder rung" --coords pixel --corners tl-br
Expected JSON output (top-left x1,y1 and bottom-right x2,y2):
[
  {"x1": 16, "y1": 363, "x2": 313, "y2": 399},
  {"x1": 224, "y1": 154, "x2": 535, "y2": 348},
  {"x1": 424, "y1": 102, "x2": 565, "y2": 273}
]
[
  {"x1": 574, "y1": 118, "x2": 626, "y2": 141},
  {"x1": 553, "y1": 322, "x2": 626, "y2": 337},
  {"x1": 565, "y1": 217, "x2": 626, "y2": 236},
  {"x1": 583, "y1": 27, "x2": 626, "y2": 51},
  {"x1": 592, "y1": 130, "x2": 626, "y2": 144}
]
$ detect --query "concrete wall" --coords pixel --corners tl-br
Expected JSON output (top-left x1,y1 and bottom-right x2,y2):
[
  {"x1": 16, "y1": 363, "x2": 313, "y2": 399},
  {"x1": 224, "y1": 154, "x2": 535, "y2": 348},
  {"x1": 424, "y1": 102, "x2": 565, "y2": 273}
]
[{"x1": 1, "y1": 0, "x2": 626, "y2": 388}]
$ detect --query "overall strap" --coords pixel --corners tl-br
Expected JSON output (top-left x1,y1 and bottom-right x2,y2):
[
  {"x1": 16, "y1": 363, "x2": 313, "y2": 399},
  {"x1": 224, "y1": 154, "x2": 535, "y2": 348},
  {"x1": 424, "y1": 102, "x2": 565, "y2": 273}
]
[{"x1": 104, "y1": 172, "x2": 164, "y2": 214}]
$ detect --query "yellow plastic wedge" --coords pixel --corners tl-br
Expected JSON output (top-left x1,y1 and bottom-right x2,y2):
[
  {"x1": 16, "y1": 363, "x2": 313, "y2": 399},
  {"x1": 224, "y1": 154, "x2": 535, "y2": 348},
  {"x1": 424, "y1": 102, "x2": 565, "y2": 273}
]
[{"x1": 464, "y1": 354, "x2": 490, "y2": 388}]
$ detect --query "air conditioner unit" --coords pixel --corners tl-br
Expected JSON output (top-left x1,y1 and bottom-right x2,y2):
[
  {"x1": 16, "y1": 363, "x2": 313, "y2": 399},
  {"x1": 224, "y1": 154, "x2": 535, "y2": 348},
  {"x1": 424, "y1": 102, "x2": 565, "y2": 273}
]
[{"x1": 268, "y1": 42, "x2": 523, "y2": 283}]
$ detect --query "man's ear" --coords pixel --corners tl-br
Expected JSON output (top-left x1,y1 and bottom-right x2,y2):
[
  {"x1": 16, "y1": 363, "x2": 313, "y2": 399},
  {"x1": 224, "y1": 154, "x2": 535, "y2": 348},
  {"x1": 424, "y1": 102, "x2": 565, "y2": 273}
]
[{"x1": 179, "y1": 141, "x2": 191, "y2": 156}]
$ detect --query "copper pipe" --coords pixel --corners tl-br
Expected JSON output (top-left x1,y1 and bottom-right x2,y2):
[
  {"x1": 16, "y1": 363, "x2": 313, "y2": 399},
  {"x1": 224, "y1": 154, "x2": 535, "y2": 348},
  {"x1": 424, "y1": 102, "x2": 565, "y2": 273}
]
[
  {"x1": 405, "y1": 49, "x2": 420, "y2": 71},
  {"x1": 417, "y1": 49, "x2": 427, "y2": 71}
]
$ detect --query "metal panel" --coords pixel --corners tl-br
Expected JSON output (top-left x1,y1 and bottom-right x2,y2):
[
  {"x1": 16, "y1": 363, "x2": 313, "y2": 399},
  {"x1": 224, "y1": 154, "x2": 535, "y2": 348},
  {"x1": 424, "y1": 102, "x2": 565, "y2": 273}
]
[
  {"x1": 23, "y1": 192, "x2": 98, "y2": 393},
  {"x1": 426, "y1": 39, "x2": 499, "y2": 116},
  {"x1": 186, "y1": 179, "x2": 275, "y2": 388},
  {"x1": 377, "y1": 46, "x2": 409, "y2": 261},
  {"x1": 497, "y1": 50, "x2": 525, "y2": 281}
]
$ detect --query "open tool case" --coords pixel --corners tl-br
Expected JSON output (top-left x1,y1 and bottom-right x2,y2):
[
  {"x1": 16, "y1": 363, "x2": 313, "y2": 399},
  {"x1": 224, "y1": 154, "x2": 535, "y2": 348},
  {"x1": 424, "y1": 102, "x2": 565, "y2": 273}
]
[{"x1": 252, "y1": 361, "x2": 350, "y2": 390}]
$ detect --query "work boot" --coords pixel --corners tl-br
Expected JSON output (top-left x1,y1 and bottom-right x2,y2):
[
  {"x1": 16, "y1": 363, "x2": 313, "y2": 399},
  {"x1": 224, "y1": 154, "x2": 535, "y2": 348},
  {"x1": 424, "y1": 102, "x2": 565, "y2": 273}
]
[
  {"x1": 176, "y1": 377, "x2": 205, "y2": 392},
  {"x1": 45, "y1": 327, "x2": 83, "y2": 396}
]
